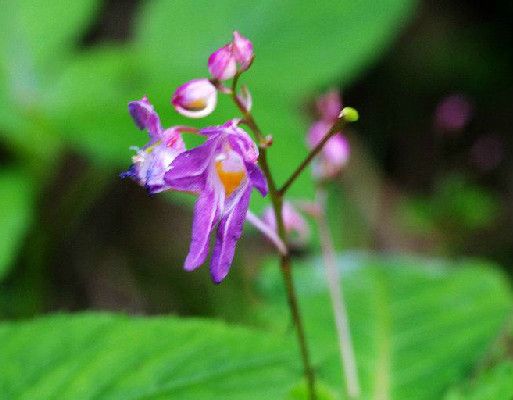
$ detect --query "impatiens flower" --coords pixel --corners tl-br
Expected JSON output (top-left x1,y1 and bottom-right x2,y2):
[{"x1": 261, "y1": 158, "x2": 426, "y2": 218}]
[
  {"x1": 208, "y1": 31, "x2": 254, "y2": 81},
  {"x1": 172, "y1": 78, "x2": 217, "y2": 118},
  {"x1": 262, "y1": 202, "x2": 310, "y2": 248},
  {"x1": 121, "y1": 96, "x2": 191, "y2": 193},
  {"x1": 308, "y1": 89, "x2": 350, "y2": 179},
  {"x1": 165, "y1": 120, "x2": 267, "y2": 283}
]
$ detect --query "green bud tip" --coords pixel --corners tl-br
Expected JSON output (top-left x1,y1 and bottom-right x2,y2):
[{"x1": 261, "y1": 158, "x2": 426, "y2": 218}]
[{"x1": 340, "y1": 107, "x2": 359, "y2": 122}]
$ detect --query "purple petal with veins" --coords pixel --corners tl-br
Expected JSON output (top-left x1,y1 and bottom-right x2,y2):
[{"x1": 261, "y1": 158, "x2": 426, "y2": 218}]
[
  {"x1": 128, "y1": 96, "x2": 162, "y2": 138},
  {"x1": 210, "y1": 185, "x2": 251, "y2": 283},
  {"x1": 184, "y1": 184, "x2": 221, "y2": 271}
]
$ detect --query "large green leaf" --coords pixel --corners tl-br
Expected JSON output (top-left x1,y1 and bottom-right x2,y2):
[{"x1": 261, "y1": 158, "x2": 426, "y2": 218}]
[
  {"x1": 0, "y1": 313, "x2": 302, "y2": 399},
  {"x1": 257, "y1": 253, "x2": 513, "y2": 399},
  {"x1": 444, "y1": 361, "x2": 513, "y2": 400},
  {"x1": 0, "y1": 0, "x2": 100, "y2": 77},
  {"x1": 0, "y1": 0, "x2": 101, "y2": 162},
  {"x1": 444, "y1": 315, "x2": 513, "y2": 400},
  {"x1": 42, "y1": 46, "x2": 144, "y2": 165},
  {"x1": 0, "y1": 171, "x2": 34, "y2": 280},
  {"x1": 0, "y1": 255, "x2": 511, "y2": 399}
]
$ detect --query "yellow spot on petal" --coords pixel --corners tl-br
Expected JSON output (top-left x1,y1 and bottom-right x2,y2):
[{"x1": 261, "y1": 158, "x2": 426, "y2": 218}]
[
  {"x1": 216, "y1": 161, "x2": 245, "y2": 196},
  {"x1": 185, "y1": 98, "x2": 207, "y2": 111},
  {"x1": 144, "y1": 143, "x2": 158, "y2": 153}
]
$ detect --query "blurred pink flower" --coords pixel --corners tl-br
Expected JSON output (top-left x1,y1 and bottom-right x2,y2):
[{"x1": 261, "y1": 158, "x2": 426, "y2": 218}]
[
  {"x1": 307, "y1": 89, "x2": 350, "y2": 179},
  {"x1": 434, "y1": 94, "x2": 473, "y2": 133},
  {"x1": 262, "y1": 201, "x2": 310, "y2": 247},
  {"x1": 315, "y1": 89, "x2": 342, "y2": 121}
]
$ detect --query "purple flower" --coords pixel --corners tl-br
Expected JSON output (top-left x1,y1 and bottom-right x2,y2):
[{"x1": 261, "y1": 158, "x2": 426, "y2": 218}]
[
  {"x1": 262, "y1": 202, "x2": 310, "y2": 248},
  {"x1": 165, "y1": 120, "x2": 267, "y2": 283},
  {"x1": 172, "y1": 79, "x2": 217, "y2": 118},
  {"x1": 121, "y1": 96, "x2": 192, "y2": 193},
  {"x1": 207, "y1": 31, "x2": 254, "y2": 81}
]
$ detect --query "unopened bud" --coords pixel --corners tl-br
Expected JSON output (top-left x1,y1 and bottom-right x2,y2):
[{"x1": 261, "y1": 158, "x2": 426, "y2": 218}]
[
  {"x1": 171, "y1": 79, "x2": 218, "y2": 118},
  {"x1": 340, "y1": 107, "x2": 359, "y2": 122}
]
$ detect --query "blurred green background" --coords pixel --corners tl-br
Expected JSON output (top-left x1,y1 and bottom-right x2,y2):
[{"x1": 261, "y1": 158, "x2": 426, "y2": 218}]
[{"x1": 0, "y1": 0, "x2": 512, "y2": 399}]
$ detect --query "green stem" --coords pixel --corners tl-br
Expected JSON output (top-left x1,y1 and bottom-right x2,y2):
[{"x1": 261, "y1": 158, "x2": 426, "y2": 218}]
[
  {"x1": 230, "y1": 75, "x2": 317, "y2": 400},
  {"x1": 279, "y1": 119, "x2": 345, "y2": 195}
]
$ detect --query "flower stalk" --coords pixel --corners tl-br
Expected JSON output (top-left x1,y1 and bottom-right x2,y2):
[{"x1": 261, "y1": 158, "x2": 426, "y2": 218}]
[
  {"x1": 230, "y1": 72, "x2": 359, "y2": 399},
  {"x1": 315, "y1": 186, "x2": 360, "y2": 399},
  {"x1": 124, "y1": 31, "x2": 360, "y2": 400},
  {"x1": 230, "y1": 74, "x2": 317, "y2": 400},
  {"x1": 279, "y1": 107, "x2": 357, "y2": 195}
]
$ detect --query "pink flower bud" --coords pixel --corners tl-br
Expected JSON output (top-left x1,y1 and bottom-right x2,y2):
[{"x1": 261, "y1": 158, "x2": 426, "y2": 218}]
[
  {"x1": 232, "y1": 31, "x2": 254, "y2": 70},
  {"x1": 208, "y1": 45, "x2": 237, "y2": 81},
  {"x1": 172, "y1": 79, "x2": 217, "y2": 118},
  {"x1": 207, "y1": 32, "x2": 254, "y2": 81}
]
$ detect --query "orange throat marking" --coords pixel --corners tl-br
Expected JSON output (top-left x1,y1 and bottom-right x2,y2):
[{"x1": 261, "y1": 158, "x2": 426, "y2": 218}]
[
  {"x1": 216, "y1": 161, "x2": 245, "y2": 197},
  {"x1": 185, "y1": 99, "x2": 207, "y2": 111}
]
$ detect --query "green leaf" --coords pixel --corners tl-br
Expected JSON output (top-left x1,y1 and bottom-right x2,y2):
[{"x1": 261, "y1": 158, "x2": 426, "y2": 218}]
[
  {"x1": 444, "y1": 362, "x2": 513, "y2": 400},
  {"x1": 0, "y1": 313, "x2": 302, "y2": 399},
  {"x1": 257, "y1": 253, "x2": 513, "y2": 399},
  {"x1": 0, "y1": 171, "x2": 34, "y2": 280},
  {"x1": 0, "y1": 0, "x2": 101, "y2": 162},
  {"x1": 444, "y1": 316, "x2": 513, "y2": 400},
  {"x1": 0, "y1": 0, "x2": 100, "y2": 77},
  {"x1": 43, "y1": 46, "x2": 144, "y2": 165}
]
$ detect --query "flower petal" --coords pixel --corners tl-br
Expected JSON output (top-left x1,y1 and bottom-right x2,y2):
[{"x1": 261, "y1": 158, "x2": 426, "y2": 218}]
[
  {"x1": 208, "y1": 45, "x2": 237, "y2": 81},
  {"x1": 209, "y1": 185, "x2": 251, "y2": 283},
  {"x1": 122, "y1": 142, "x2": 182, "y2": 193},
  {"x1": 184, "y1": 185, "x2": 220, "y2": 271},
  {"x1": 128, "y1": 96, "x2": 161, "y2": 138},
  {"x1": 163, "y1": 174, "x2": 206, "y2": 194},
  {"x1": 232, "y1": 31, "x2": 254, "y2": 70},
  {"x1": 322, "y1": 134, "x2": 350, "y2": 171},
  {"x1": 227, "y1": 129, "x2": 259, "y2": 163},
  {"x1": 245, "y1": 161, "x2": 268, "y2": 196},
  {"x1": 165, "y1": 138, "x2": 219, "y2": 184}
]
